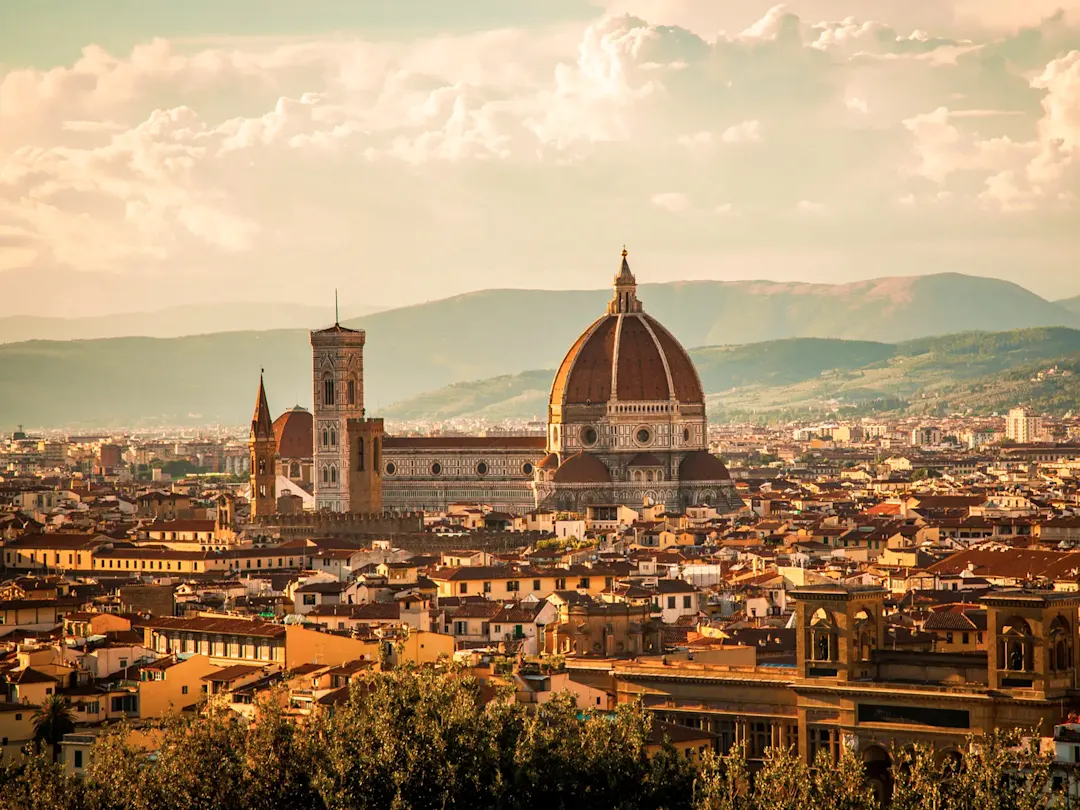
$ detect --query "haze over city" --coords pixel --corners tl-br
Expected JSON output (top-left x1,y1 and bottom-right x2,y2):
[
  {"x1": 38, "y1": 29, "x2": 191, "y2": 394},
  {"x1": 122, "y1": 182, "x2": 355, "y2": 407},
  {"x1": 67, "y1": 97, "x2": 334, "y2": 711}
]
[{"x1": 3, "y1": 0, "x2": 1080, "y2": 317}]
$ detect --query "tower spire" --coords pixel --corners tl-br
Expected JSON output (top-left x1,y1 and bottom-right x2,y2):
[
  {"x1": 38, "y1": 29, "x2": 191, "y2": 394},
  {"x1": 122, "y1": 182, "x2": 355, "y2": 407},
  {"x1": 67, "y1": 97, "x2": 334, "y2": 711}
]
[
  {"x1": 608, "y1": 245, "x2": 641, "y2": 314},
  {"x1": 335, "y1": 289, "x2": 339, "y2": 326},
  {"x1": 251, "y1": 372, "x2": 274, "y2": 440}
]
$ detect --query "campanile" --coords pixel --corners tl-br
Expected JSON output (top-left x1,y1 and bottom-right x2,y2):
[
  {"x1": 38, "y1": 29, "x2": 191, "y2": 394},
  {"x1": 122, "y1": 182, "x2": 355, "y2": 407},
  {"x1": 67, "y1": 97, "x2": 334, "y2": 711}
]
[{"x1": 310, "y1": 319, "x2": 366, "y2": 512}]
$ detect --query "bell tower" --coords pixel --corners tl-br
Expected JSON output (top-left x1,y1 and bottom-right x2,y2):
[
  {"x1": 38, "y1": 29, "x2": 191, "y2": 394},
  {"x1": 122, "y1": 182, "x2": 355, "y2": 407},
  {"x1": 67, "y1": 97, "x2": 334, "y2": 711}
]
[
  {"x1": 311, "y1": 303, "x2": 367, "y2": 512},
  {"x1": 248, "y1": 372, "x2": 277, "y2": 520}
]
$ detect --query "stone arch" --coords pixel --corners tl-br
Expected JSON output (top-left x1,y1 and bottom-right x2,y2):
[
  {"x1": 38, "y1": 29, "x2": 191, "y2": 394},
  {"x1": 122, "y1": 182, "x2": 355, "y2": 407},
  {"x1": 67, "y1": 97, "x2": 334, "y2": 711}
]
[
  {"x1": 1050, "y1": 615, "x2": 1072, "y2": 672},
  {"x1": 999, "y1": 616, "x2": 1033, "y2": 671},
  {"x1": 809, "y1": 608, "x2": 837, "y2": 662},
  {"x1": 853, "y1": 608, "x2": 875, "y2": 660},
  {"x1": 861, "y1": 744, "x2": 893, "y2": 805}
]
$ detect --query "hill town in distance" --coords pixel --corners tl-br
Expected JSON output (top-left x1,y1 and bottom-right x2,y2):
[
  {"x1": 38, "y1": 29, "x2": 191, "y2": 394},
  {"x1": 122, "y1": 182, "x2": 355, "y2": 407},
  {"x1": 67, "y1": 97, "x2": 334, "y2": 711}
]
[{"x1": 5, "y1": 1, "x2": 1080, "y2": 807}]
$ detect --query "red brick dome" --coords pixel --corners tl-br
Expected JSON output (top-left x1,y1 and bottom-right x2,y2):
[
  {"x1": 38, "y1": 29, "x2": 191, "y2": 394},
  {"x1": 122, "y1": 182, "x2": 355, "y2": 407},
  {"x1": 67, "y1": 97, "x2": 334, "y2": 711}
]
[
  {"x1": 273, "y1": 406, "x2": 313, "y2": 459},
  {"x1": 552, "y1": 452, "x2": 612, "y2": 484},
  {"x1": 549, "y1": 313, "x2": 704, "y2": 408},
  {"x1": 549, "y1": 252, "x2": 703, "y2": 410},
  {"x1": 679, "y1": 450, "x2": 731, "y2": 482}
]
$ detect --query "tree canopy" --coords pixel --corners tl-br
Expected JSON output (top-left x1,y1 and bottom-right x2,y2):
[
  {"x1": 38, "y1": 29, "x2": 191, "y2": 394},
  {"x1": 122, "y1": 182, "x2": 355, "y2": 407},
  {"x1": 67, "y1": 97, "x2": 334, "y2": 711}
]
[{"x1": 0, "y1": 668, "x2": 1061, "y2": 810}]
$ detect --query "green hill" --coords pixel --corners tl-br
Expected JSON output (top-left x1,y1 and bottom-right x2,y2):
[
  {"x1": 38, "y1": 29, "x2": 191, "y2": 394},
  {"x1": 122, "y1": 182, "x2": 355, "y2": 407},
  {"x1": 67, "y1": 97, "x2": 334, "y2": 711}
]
[
  {"x1": 2, "y1": 273, "x2": 1079, "y2": 428},
  {"x1": 382, "y1": 328, "x2": 1080, "y2": 423},
  {"x1": 1058, "y1": 295, "x2": 1080, "y2": 316}
]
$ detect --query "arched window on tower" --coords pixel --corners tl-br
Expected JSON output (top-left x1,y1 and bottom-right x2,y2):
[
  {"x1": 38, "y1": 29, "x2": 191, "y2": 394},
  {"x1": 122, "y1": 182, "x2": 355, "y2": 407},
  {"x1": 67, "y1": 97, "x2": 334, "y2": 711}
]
[
  {"x1": 322, "y1": 428, "x2": 328, "y2": 448},
  {"x1": 373, "y1": 438, "x2": 380, "y2": 471},
  {"x1": 258, "y1": 459, "x2": 266, "y2": 475},
  {"x1": 357, "y1": 439, "x2": 365, "y2": 472},
  {"x1": 348, "y1": 378, "x2": 356, "y2": 406},
  {"x1": 323, "y1": 377, "x2": 335, "y2": 406},
  {"x1": 330, "y1": 427, "x2": 337, "y2": 447},
  {"x1": 322, "y1": 466, "x2": 329, "y2": 484},
  {"x1": 330, "y1": 465, "x2": 338, "y2": 484}
]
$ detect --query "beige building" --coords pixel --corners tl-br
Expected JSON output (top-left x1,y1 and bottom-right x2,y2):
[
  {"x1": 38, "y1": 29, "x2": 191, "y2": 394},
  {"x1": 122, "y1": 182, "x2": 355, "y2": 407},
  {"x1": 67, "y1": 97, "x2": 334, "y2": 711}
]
[
  {"x1": 139, "y1": 654, "x2": 222, "y2": 718},
  {"x1": 1006, "y1": 407, "x2": 1042, "y2": 443}
]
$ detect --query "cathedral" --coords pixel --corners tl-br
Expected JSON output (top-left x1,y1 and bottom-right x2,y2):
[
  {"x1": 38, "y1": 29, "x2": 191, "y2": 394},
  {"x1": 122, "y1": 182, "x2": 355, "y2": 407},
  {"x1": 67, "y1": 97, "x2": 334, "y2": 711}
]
[{"x1": 248, "y1": 250, "x2": 741, "y2": 517}]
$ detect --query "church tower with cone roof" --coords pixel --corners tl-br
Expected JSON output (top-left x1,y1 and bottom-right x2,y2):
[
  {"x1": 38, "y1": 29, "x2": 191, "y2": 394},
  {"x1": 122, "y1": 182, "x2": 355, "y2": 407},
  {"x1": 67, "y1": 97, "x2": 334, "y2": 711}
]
[{"x1": 249, "y1": 372, "x2": 277, "y2": 519}]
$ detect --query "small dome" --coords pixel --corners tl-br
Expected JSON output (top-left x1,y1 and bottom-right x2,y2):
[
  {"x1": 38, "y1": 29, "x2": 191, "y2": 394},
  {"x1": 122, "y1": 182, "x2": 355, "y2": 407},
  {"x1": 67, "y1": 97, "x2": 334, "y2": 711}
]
[
  {"x1": 273, "y1": 407, "x2": 313, "y2": 459},
  {"x1": 552, "y1": 452, "x2": 612, "y2": 484},
  {"x1": 627, "y1": 452, "x2": 663, "y2": 468},
  {"x1": 539, "y1": 453, "x2": 560, "y2": 471},
  {"x1": 679, "y1": 451, "x2": 731, "y2": 482}
]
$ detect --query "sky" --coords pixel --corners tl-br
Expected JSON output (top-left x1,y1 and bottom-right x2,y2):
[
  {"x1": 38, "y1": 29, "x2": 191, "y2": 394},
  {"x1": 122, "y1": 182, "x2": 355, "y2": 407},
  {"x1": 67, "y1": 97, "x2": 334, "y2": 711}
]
[{"x1": 2, "y1": 0, "x2": 1080, "y2": 316}]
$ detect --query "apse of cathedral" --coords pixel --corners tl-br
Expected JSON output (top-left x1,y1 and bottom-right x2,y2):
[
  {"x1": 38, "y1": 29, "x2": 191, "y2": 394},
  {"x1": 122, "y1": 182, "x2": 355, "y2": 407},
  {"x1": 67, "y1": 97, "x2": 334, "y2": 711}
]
[{"x1": 251, "y1": 249, "x2": 741, "y2": 516}]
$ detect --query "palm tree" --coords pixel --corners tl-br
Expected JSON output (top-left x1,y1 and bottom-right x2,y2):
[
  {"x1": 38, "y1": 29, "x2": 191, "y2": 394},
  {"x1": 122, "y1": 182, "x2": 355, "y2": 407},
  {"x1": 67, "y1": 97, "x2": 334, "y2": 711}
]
[{"x1": 32, "y1": 694, "x2": 76, "y2": 761}]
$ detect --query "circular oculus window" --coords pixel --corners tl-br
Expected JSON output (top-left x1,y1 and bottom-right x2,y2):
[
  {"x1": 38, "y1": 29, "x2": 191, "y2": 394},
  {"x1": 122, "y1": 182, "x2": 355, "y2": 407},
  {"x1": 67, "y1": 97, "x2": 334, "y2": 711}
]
[
  {"x1": 385, "y1": 462, "x2": 396, "y2": 475},
  {"x1": 476, "y1": 461, "x2": 488, "y2": 475},
  {"x1": 581, "y1": 426, "x2": 598, "y2": 446},
  {"x1": 431, "y1": 462, "x2": 442, "y2": 475},
  {"x1": 522, "y1": 462, "x2": 534, "y2": 475},
  {"x1": 636, "y1": 427, "x2": 652, "y2": 445},
  {"x1": 683, "y1": 428, "x2": 691, "y2": 442}
]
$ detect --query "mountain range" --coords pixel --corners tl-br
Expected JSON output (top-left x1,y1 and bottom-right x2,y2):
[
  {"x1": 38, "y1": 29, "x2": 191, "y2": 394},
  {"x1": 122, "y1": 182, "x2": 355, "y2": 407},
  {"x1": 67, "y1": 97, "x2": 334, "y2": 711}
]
[
  {"x1": 1059, "y1": 295, "x2": 1080, "y2": 316},
  {"x1": 0, "y1": 302, "x2": 384, "y2": 343},
  {"x1": 384, "y1": 328, "x2": 1080, "y2": 423},
  {"x1": 3, "y1": 272, "x2": 1080, "y2": 428}
]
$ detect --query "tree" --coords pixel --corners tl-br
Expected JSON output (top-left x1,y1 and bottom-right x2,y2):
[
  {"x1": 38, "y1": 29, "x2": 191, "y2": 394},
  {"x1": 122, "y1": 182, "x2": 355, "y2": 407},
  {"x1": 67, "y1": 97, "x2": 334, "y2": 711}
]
[
  {"x1": 751, "y1": 745, "x2": 811, "y2": 810},
  {"x1": 812, "y1": 747, "x2": 876, "y2": 810},
  {"x1": 243, "y1": 693, "x2": 323, "y2": 810},
  {"x1": 0, "y1": 747, "x2": 78, "y2": 810},
  {"x1": 694, "y1": 744, "x2": 751, "y2": 810},
  {"x1": 891, "y1": 743, "x2": 959, "y2": 810},
  {"x1": 141, "y1": 707, "x2": 247, "y2": 810},
  {"x1": 31, "y1": 695, "x2": 76, "y2": 762},
  {"x1": 948, "y1": 728, "x2": 1056, "y2": 810}
]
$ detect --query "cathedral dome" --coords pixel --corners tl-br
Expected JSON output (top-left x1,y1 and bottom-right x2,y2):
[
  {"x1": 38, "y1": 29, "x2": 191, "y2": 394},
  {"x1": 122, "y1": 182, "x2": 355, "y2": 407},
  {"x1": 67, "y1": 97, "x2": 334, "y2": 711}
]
[
  {"x1": 549, "y1": 251, "x2": 703, "y2": 410},
  {"x1": 273, "y1": 406, "x2": 313, "y2": 459},
  {"x1": 552, "y1": 452, "x2": 612, "y2": 484},
  {"x1": 679, "y1": 450, "x2": 731, "y2": 482}
]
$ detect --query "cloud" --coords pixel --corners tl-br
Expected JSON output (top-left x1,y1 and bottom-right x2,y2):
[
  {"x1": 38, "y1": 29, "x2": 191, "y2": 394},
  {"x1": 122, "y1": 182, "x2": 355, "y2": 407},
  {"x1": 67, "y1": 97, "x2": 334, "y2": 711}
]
[
  {"x1": 1, "y1": 5, "x2": 1080, "y2": 311},
  {"x1": 650, "y1": 192, "x2": 690, "y2": 212},
  {"x1": 721, "y1": 120, "x2": 761, "y2": 143}
]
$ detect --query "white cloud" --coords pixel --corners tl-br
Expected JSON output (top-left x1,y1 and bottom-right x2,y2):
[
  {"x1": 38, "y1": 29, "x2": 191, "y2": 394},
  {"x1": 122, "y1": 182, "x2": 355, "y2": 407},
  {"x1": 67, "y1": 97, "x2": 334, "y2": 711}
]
[
  {"x1": 651, "y1": 192, "x2": 690, "y2": 212},
  {"x1": 721, "y1": 120, "x2": 762, "y2": 143},
  {"x1": 1, "y1": 5, "x2": 1080, "y2": 308}
]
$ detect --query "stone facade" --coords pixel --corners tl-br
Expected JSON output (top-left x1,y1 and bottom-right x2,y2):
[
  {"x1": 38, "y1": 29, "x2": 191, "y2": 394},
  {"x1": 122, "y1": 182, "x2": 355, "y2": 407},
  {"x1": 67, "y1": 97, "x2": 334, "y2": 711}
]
[
  {"x1": 610, "y1": 585, "x2": 1080, "y2": 798},
  {"x1": 346, "y1": 417, "x2": 385, "y2": 514},
  {"x1": 310, "y1": 324, "x2": 366, "y2": 512},
  {"x1": 381, "y1": 436, "x2": 544, "y2": 512}
]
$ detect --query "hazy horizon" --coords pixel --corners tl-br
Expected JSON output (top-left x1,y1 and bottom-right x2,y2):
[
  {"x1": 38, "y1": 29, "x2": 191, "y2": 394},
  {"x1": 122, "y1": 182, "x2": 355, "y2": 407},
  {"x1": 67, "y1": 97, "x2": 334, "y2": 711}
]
[{"x1": 3, "y1": 0, "x2": 1080, "y2": 317}]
